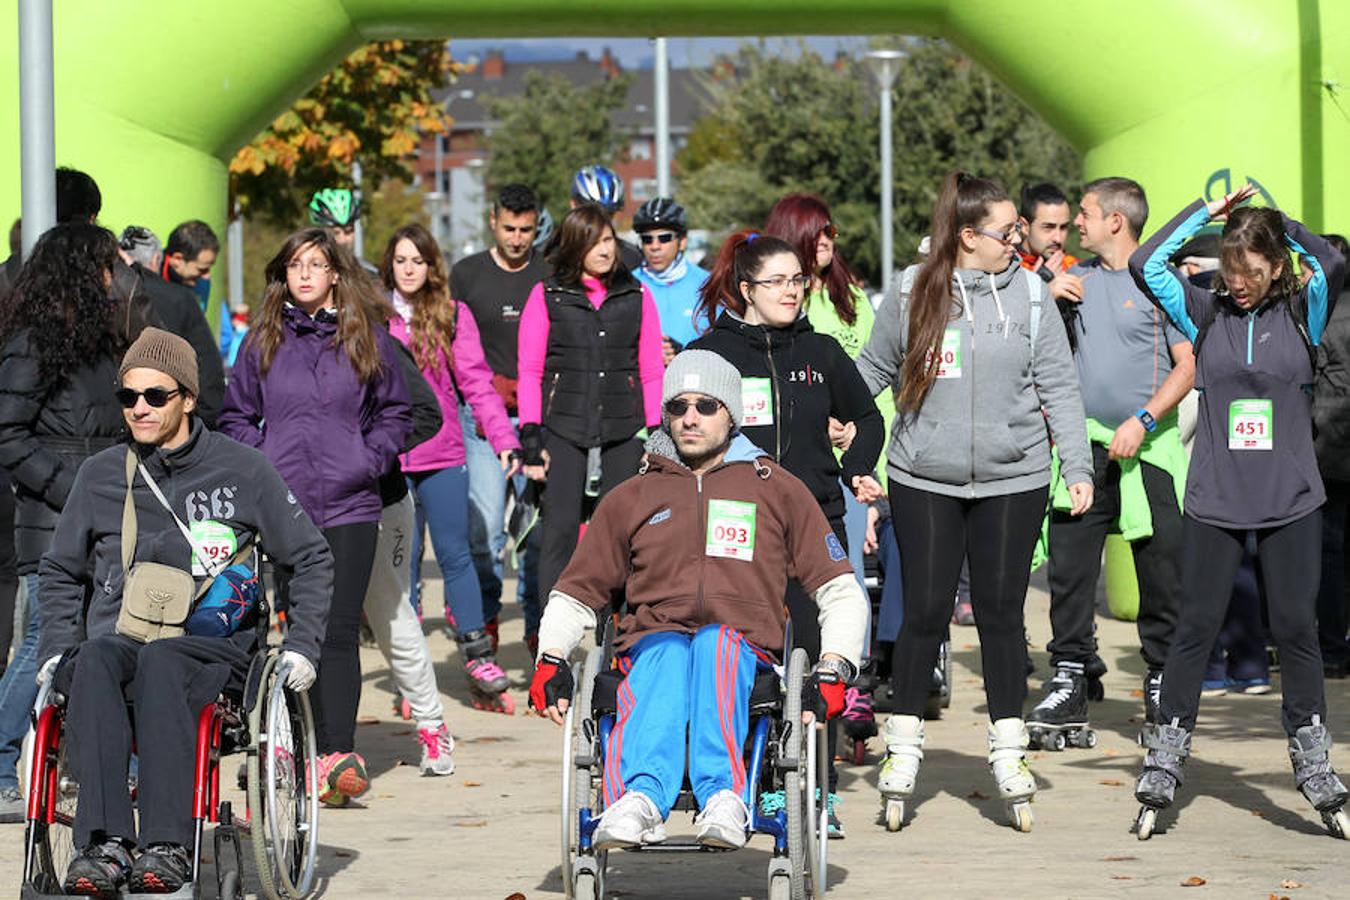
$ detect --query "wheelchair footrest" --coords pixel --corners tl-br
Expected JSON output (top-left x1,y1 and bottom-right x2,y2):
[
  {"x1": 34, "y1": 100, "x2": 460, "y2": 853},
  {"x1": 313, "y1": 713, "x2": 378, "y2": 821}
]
[{"x1": 621, "y1": 838, "x2": 737, "y2": 853}]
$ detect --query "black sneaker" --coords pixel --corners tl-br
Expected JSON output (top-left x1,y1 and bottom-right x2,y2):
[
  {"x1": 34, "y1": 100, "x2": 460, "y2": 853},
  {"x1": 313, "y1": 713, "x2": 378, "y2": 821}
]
[
  {"x1": 129, "y1": 842, "x2": 192, "y2": 894},
  {"x1": 63, "y1": 839, "x2": 133, "y2": 898}
]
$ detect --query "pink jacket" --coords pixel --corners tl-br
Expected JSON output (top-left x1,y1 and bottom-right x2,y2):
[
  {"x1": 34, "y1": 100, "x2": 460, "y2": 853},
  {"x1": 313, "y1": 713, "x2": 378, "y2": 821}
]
[{"x1": 390, "y1": 300, "x2": 519, "y2": 472}]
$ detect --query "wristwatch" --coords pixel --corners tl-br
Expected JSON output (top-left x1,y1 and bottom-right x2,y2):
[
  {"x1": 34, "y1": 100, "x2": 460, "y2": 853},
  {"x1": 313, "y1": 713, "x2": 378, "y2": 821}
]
[
  {"x1": 814, "y1": 657, "x2": 855, "y2": 684},
  {"x1": 1134, "y1": 408, "x2": 1157, "y2": 433}
]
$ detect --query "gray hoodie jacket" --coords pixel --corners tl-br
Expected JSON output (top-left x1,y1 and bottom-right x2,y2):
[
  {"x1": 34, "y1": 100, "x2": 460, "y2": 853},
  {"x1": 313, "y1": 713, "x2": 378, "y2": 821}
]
[{"x1": 856, "y1": 263, "x2": 1092, "y2": 498}]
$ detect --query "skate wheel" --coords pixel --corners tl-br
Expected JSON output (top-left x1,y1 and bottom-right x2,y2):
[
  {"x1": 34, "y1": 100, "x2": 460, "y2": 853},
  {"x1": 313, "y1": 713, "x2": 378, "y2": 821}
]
[
  {"x1": 850, "y1": 738, "x2": 866, "y2": 766},
  {"x1": 1082, "y1": 730, "x2": 1098, "y2": 750},
  {"x1": 499, "y1": 693, "x2": 516, "y2": 715},
  {"x1": 1051, "y1": 731, "x2": 1067, "y2": 752},
  {"x1": 884, "y1": 798, "x2": 904, "y2": 832},
  {"x1": 1136, "y1": 807, "x2": 1157, "y2": 840},
  {"x1": 1009, "y1": 801, "x2": 1033, "y2": 833},
  {"x1": 1324, "y1": 808, "x2": 1349, "y2": 840}
]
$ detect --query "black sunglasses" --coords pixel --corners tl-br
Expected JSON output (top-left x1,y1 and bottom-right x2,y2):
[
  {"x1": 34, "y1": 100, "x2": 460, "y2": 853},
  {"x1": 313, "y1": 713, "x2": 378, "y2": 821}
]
[
  {"x1": 640, "y1": 232, "x2": 678, "y2": 246},
  {"x1": 820, "y1": 222, "x2": 839, "y2": 240},
  {"x1": 115, "y1": 387, "x2": 181, "y2": 409},
  {"x1": 664, "y1": 397, "x2": 722, "y2": 417}
]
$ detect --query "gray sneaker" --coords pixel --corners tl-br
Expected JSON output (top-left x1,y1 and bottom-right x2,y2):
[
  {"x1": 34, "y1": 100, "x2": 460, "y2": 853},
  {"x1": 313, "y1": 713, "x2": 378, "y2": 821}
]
[
  {"x1": 593, "y1": 790, "x2": 666, "y2": 850},
  {"x1": 0, "y1": 786, "x2": 24, "y2": 824},
  {"x1": 695, "y1": 789, "x2": 749, "y2": 849}
]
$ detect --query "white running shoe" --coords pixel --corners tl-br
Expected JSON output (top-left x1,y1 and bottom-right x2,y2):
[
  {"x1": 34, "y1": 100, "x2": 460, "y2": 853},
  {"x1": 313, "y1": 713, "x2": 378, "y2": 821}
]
[
  {"x1": 695, "y1": 789, "x2": 750, "y2": 849},
  {"x1": 594, "y1": 791, "x2": 667, "y2": 850},
  {"x1": 417, "y1": 723, "x2": 456, "y2": 776}
]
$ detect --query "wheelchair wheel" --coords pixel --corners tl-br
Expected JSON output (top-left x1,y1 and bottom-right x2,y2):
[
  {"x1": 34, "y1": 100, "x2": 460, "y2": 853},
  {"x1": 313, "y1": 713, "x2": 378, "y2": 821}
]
[
  {"x1": 781, "y1": 648, "x2": 809, "y2": 900},
  {"x1": 23, "y1": 697, "x2": 78, "y2": 895},
  {"x1": 803, "y1": 717, "x2": 829, "y2": 897},
  {"x1": 562, "y1": 644, "x2": 605, "y2": 900},
  {"x1": 247, "y1": 651, "x2": 320, "y2": 900}
]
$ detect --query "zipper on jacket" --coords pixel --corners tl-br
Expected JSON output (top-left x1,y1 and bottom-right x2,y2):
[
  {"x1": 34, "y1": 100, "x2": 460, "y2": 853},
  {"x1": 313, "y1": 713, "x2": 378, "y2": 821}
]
[
  {"x1": 1246, "y1": 312, "x2": 1255, "y2": 366},
  {"x1": 765, "y1": 339, "x2": 783, "y2": 460},
  {"x1": 969, "y1": 315, "x2": 977, "y2": 492},
  {"x1": 545, "y1": 372, "x2": 561, "y2": 417},
  {"x1": 696, "y1": 472, "x2": 706, "y2": 625}
]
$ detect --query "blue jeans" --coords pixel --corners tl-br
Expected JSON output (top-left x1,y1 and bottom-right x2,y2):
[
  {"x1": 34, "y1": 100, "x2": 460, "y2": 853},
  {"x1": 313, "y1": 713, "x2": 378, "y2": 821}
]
[
  {"x1": 460, "y1": 405, "x2": 540, "y2": 636},
  {"x1": 0, "y1": 575, "x2": 41, "y2": 790},
  {"x1": 408, "y1": 467, "x2": 487, "y2": 636}
]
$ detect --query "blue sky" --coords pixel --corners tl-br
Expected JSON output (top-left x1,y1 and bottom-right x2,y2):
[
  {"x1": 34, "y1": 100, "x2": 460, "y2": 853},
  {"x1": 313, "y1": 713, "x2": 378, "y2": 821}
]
[{"x1": 448, "y1": 36, "x2": 870, "y2": 70}]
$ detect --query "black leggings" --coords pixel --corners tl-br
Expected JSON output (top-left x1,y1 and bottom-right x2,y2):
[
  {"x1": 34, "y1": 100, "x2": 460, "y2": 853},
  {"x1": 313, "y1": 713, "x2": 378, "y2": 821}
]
[
  {"x1": 1160, "y1": 512, "x2": 1326, "y2": 736},
  {"x1": 889, "y1": 482, "x2": 1047, "y2": 721},
  {"x1": 279, "y1": 522, "x2": 378, "y2": 755}
]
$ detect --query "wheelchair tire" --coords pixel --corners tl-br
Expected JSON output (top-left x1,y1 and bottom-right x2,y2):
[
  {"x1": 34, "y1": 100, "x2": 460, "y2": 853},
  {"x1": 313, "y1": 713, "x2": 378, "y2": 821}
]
[
  {"x1": 783, "y1": 648, "x2": 809, "y2": 900},
  {"x1": 247, "y1": 651, "x2": 320, "y2": 900},
  {"x1": 23, "y1": 697, "x2": 78, "y2": 895},
  {"x1": 562, "y1": 644, "x2": 605, "y2": 900},
  {"x1": 804, "y1": 719, "x2": 829, "y2": 897}
]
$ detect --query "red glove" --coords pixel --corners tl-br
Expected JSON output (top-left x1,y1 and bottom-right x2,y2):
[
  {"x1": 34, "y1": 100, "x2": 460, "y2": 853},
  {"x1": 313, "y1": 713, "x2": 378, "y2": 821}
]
[
  {"x1": 529, "y1": 653, "x2": 574, "y2": 714},
  {"x1": 803, "y1": 669, "x2": 847, "y2": 721}
]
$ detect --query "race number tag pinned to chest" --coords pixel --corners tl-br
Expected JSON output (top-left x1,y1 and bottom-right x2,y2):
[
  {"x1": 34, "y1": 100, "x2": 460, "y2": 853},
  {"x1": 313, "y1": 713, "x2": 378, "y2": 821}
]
[
  {"x1": 706, "y1": 499, "x2": 757, "y2": 561},
  {"x1": 741, "y1": 378, "x2": 774, "y2": 426},
  {"x1": 1228, "y1": 399, "x2": 1273, "y2": 451},
  {"x1": 935, "y1": 328, "x2": 962, "y2": 379},
  {"x1": 189, "y1": 520, "x2": 237, "y2": 577}
]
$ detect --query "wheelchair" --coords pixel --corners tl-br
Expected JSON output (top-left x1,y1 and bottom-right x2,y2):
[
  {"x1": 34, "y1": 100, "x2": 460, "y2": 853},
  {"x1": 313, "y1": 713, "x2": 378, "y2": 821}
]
[
  {"x1": 559, "y1": 624, "x2": 831, "y2": 900},
  {"x1": 19, "y1": 645, "x2": 320, "y2": 900}
]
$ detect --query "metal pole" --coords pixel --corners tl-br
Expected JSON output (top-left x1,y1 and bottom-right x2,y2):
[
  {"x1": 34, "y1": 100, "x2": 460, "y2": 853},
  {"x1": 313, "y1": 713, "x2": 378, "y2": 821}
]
[
  {"x1": 867, "y1": 50, "x2": 902, "y2": 298},
  {"x1": 654, "y1": 37, "x2": 671, "y2": 197},
  {"x1": 431, "y1": 134, "x2": 445, "y2": 246},
  {"x1": 18, "y1": 0, "x2": 55, "y2": 258},
  {"x1": 352, "y1": 159, "x2": 365, "y2": 262},
  {"x1": 227, "y1": 202, "x2": 243, "y2": 310}
]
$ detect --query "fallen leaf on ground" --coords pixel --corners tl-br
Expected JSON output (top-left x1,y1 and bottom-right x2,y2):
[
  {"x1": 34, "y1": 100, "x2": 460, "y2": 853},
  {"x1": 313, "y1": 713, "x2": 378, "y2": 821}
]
[
  {"x1": 1112, "y1": 875, "x2": 1132, "y2": 880},
  {"x1": 392, "y1": 729, "x2": 412, "y2": 736},
  {"x1": 1251, "y1": 809, "x2": 1266, "y2": 817},
  {"x1": 968, "y1": 790, "x2": 989, "y2": 800},
  {"x1": 1098, "y1": 779, "x2": 1124, "y2": 786},
  {"x1": 1129, "y1": 689, "x2": 1144, "y2": 698},
  {"x1": 1181, "y1": 876, "x2": 1207, "y2": 887},
  {"x1": 334, "y1": 850, "x2": 352, "y2": 858},
  {"x1": 356, "y1": 716, "x2": 380, "y2": 725},
  {"x1": 1269, "y1": 895, "x2": 1291, "y2": 900},
  {"x1": 1103, "y1": 748, "x2": 1120, "y2": 756},
  {"x1": 1281, "y1": 880, "x2": 1303, "y2": 889},
  {"x1": 505, "y1": 894, "x2": 526, "y2": 899},
  {"x1": 463, "y1": 780, "x2": 482, "y2": 787},
  {"x1": 1102, "y1": 856, "x2": 1138, "y2": 862},
  {"x1": 453, "y1": 820, "x2": 488, "y2": 828}
]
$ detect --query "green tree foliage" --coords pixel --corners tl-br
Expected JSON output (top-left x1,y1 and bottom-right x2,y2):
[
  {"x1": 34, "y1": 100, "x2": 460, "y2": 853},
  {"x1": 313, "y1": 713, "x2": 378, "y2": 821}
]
[
  {"x1": 484, "y1": 71, "x2": 634, "y2": 223},
  {"x1": 678, "y1": 39, "x2": 1081, "y2": 285}
]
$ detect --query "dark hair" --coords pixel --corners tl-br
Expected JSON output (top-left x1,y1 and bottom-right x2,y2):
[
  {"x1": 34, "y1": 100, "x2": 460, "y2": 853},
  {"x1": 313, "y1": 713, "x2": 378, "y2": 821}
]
[
  {"x1": 55, "y1": 167, "x2": 101, "y2": 223},
  {"x1": 546, "y1": 203, "x2": 618, "y2": 286},
  {"x1": 901, "y1": 171, "x2": 1009, "y2": 412},
  {"x1": 1214, "y1": 207, "x2": 1299, "y2": 301},
  {"x1": 1082, "y1": 177, "x2": 1148, "y2": 240},
  {"x1": 1323, "y1": 234, "x2": 1350, "y2": 260},
  {"x1": 248, "y1": 229, "x2": 387, "y2": 383},
  {"x1": 0, "y1": 222, "x2": 143, "y2": 385},
  {"x1": 494, "y1": 183, "x2": 539, "y2": 216},
  {"x1": 1019, "y1": 182, "x2": 1068, "y2": 222},
  {"x1": 379, "y1": 223, "x2": 457, "y2": 372},
  {"x1": 7, "y1": 219, "x2": 19, "y2": 257},
  {"x1": 165, "y1": 219, "x2": 220, "y2": 259},
  {"x1": 695, "y1": 230, "x2": 801, "y2": 330},
  {"x1": 763, "y1": 192, "x2": 860, "y2": 326}
]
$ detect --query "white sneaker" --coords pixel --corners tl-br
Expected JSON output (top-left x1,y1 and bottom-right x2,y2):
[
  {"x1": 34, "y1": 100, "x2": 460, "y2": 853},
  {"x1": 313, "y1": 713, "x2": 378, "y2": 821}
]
[
  {"x1": 695, "y1": 789, "x2": 750, "y2": 849},
  {"x1": 417, "y1": 723, "x2": 456, "y2": 776},
  {"x1": 594, "y1": 791, "x2": 667, "y2": 850}
]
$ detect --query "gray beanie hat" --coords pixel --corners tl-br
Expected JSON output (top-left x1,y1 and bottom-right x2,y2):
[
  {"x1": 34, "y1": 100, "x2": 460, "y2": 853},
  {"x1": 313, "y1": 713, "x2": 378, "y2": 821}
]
[{"x1": 662, "y1": 349, "x2": 742, "y2": 430}]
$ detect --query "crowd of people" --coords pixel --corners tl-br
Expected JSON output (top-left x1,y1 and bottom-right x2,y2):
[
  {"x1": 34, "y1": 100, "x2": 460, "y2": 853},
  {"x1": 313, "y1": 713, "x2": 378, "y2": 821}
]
[{"x1": 0, "y1": 156, "x2": 1348, "y2": 896}]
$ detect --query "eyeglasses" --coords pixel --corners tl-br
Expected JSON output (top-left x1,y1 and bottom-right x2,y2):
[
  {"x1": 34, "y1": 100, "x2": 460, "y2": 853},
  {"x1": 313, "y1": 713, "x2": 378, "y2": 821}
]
[
  {"x1": 115, "y1": 387, "x2": 181, "y2": 409},
  {"x1": 748, "y1": 274, "x2": 810, "y2": 291},
  {"x1": 974, "y1": 222, "x2": 1025, "y2": 244},
  {"x1": 286, "y1": 260, "x2": 332, "y2": 274},
  {"x1": 640, "y1": 232, "x2": 678, "y2": 246},
  {"x1": 819, "y1": 222, "x2": 839, "y2": 240},
  {"x1": 664, "y1": 397, "x2": 723, "y2": 417}
]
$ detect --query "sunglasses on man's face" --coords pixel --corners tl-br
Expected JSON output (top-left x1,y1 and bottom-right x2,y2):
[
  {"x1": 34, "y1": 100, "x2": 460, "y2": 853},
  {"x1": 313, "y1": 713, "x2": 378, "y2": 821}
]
[
  {"x1": 640, "y1": 232, "x2": 678, "y2": 246},
  {"x1": 664, "y1": 397, "x2": 722, "y2": 417},
  {"x1": 115, "y1": 387, "x2": 181, "y2": 409}
]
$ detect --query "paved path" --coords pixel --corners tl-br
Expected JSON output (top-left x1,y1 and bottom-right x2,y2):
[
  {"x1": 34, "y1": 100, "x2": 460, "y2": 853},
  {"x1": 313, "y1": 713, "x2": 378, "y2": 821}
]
[{"x1": 5, "y1": 571, "x2": 1348, "y2": 898}]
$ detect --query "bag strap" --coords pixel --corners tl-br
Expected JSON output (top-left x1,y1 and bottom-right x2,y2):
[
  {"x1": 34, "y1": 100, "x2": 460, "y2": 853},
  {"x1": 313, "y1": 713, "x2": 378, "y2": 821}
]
[{"x1": 121, "y1": 448, "x2": 138, "y2": 575}]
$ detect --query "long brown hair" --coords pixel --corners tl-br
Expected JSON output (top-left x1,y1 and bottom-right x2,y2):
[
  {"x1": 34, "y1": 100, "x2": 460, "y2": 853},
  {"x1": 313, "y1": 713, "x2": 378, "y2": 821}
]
[
  {"x1": 763, "y1": 192, "x2": 860, "y2": 325},
  {"x1": 248, "y1": 228, "x2": 386, "y2": 383},
  {"x1": 900, "y1": 171, "x2": 1009, "y2": 412},
  {"x1": 547, "y1": 203, "x2": 618, "y2": 287},
  {"x1": 695, "y1": 231, "x2": 801, "y2": 331},
  {"x1": 379, "y1": 223, "x2": 456, "y2": 372},
  {"x1": 1215, "y1": 206, "x2": 1300, "y2": 302}
]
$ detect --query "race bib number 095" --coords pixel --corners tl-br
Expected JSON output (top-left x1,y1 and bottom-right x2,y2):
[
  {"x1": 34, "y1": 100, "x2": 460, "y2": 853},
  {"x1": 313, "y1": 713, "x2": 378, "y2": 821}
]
[
  {"x1": 705, "y1": 499, "x2": 757, "y2": 561},
  {"x1": 1228, "y1": 398, "x2": 1273, "y2": 451}
]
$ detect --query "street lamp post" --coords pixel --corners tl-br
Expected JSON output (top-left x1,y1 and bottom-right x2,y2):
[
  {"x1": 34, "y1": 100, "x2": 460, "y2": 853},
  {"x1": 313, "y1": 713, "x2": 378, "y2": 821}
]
[
  {"x1": 866, "y1": 49, "x2": 903, "y2": 299},
  {"x1": 18, "y1": 0, "x2": 55, "y2": 259},
  {"x1": 654, "y1": 37, "x2": 671, "y2": 197}
]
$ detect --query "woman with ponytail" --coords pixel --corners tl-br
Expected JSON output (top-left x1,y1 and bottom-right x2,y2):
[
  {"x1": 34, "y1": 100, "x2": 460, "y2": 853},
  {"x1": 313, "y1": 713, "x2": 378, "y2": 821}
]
[
  {"x1": 688, "y1": 229, "x2": 884, "y2": 836},
  {"x1": 856, "y1": 171, "x2": 1093, "y2": 832}
]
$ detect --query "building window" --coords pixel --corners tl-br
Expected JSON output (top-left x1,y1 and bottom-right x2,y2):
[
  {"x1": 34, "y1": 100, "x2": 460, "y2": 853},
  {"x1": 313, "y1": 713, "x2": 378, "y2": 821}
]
[{"x1": 629, "y1": 138, "x2": 652, "y2": 161}]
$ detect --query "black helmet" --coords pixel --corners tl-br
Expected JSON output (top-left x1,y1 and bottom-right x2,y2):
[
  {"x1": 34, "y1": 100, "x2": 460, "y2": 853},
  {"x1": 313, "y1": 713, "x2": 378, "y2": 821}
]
[{"x1": 633, "y1": 197, "x2": 687, "y2": 234}]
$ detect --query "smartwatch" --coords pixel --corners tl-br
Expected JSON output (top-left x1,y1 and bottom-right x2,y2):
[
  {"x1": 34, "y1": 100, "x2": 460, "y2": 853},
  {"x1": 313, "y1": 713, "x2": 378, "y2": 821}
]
[{"x1": 1135, "y1": 408, "x2": 1157, "y2": 433}]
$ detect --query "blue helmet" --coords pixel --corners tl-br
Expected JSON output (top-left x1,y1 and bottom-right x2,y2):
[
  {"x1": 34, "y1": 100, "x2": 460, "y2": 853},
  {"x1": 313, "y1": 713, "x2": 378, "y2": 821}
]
[{"x1": 571, "y1": 165, "x2": 625, "y2": 214}]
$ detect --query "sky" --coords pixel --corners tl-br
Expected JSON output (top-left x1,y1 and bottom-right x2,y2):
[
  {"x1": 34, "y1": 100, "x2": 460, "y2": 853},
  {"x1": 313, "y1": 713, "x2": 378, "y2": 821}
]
[{"x1": 448, "y1": 36, "x2": 871, "y2": 70}]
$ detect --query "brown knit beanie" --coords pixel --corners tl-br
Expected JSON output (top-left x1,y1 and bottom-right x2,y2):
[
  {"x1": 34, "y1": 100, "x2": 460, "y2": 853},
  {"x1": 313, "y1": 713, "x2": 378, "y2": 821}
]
[{"x1": 119, "y1": 327, "x2": 199, "y2": 397}]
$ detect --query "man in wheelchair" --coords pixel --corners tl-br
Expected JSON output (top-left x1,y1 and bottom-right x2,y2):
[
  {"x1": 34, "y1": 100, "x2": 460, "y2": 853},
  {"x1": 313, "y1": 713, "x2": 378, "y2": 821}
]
[
  {"x1": 530, "y1": 350, "x2": 867, "y2": 851},
  {"x1": 34, "y1": 329, "x2": 334, "y2": 898}
]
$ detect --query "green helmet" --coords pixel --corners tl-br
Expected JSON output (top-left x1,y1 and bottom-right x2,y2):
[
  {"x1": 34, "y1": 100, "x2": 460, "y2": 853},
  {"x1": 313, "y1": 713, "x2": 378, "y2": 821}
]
[{"x1": 308, "y1": 188, "x2": 361, "y2": 228}]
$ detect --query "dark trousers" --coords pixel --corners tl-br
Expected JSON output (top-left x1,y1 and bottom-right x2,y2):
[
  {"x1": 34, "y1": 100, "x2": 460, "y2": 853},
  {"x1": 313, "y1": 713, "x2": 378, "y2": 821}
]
[
  {"x1": 0, "y1": 473, "x2": 17, "y2": 664},
  {"x1": 538, "y1": 436, "x2": 643, "y2": 601},
  {"x1": 1319, "y1": 480, "x2": 1350, "y2": 669},
  {"x1": 1203, "y1": 536, "x2": 1269, "y2": 682},
  {"x1": 1160, "y1": 512, "x2": 1326, "y2": 736},
  {"x1": 60, "y1": 634, "x2": 250, "y2": 849},
  {"x1": 889, "y1": 482, "x2": 1047, "y2": 721},
  {"x1": 1046, "y1": 445, "x2": 1182, "y2": 670}
]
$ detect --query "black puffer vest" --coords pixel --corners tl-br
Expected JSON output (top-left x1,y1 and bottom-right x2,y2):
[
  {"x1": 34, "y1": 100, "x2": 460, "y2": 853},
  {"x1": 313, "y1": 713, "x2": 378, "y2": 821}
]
[{"x1": 541, "y1": 272, "x2": 644, "y2": 447}]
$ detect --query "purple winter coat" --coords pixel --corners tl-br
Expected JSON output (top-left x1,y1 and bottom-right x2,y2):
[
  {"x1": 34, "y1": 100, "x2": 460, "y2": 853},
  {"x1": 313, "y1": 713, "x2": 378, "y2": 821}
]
[{"x1": 219, "y1": 305, "x2": 412, "y2": 528}]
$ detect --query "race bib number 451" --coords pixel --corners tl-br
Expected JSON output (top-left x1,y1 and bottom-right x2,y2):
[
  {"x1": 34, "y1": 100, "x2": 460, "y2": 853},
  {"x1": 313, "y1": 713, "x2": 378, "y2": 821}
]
[
  {"x1": 1228, "y1": 399, "x2": 1273, "y2": 451},
  {"x1": 706, "y1": 499, "x2": 757, "y2": 561}
]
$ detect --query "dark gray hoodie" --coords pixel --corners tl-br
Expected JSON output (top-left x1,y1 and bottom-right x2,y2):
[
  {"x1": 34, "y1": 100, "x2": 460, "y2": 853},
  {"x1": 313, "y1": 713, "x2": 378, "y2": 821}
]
[{"x1": 856, "y1": 262, "x2": 1092, "y2": 498}]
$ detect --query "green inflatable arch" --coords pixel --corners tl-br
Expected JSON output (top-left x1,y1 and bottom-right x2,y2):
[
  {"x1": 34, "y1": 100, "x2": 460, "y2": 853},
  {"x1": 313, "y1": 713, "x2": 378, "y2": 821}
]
[{"x1": 1, "y1": 0, "x2": 1347, "y2": 319}]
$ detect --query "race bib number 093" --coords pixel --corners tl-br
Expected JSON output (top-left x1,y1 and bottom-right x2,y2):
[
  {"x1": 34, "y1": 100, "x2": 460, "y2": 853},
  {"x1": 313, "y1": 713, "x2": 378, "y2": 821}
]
[{"x1": 705, "y1": 499, "x2": 757, "y2": 561}]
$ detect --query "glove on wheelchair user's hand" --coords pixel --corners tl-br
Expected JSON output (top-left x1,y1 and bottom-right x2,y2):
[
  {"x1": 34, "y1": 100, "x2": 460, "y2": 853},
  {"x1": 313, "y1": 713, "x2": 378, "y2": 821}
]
[
  {"x1": 530, "y1": 653, "x2": 573, "y2": 725},
  {"x1": 802, "y1": 670, "x2": 846, "y2": 723},
  {"x1": 280, "y1": 650, "x2": 316, "y2": 692}
]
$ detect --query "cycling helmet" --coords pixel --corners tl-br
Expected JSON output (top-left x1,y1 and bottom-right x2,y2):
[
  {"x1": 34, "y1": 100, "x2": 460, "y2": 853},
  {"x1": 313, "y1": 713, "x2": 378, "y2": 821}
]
[
  {"x1": 570, "y1": 165, "x2": 625, "y2": 213},
  {"x1": 308, "y1": 188, "x2": 362, "y2": 228},
  {"x1": 532, "y1": 207, "x2": 555, "y2": 250},
  {"x1": 633, "y1": 197, "x2": 687, "y2": 234}
]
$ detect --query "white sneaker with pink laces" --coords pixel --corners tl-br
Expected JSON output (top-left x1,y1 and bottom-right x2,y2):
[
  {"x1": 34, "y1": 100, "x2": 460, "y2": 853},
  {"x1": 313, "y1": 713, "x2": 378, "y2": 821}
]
[{"x1": 418, "y1": 722, "x2": 456, "y2": 776}]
